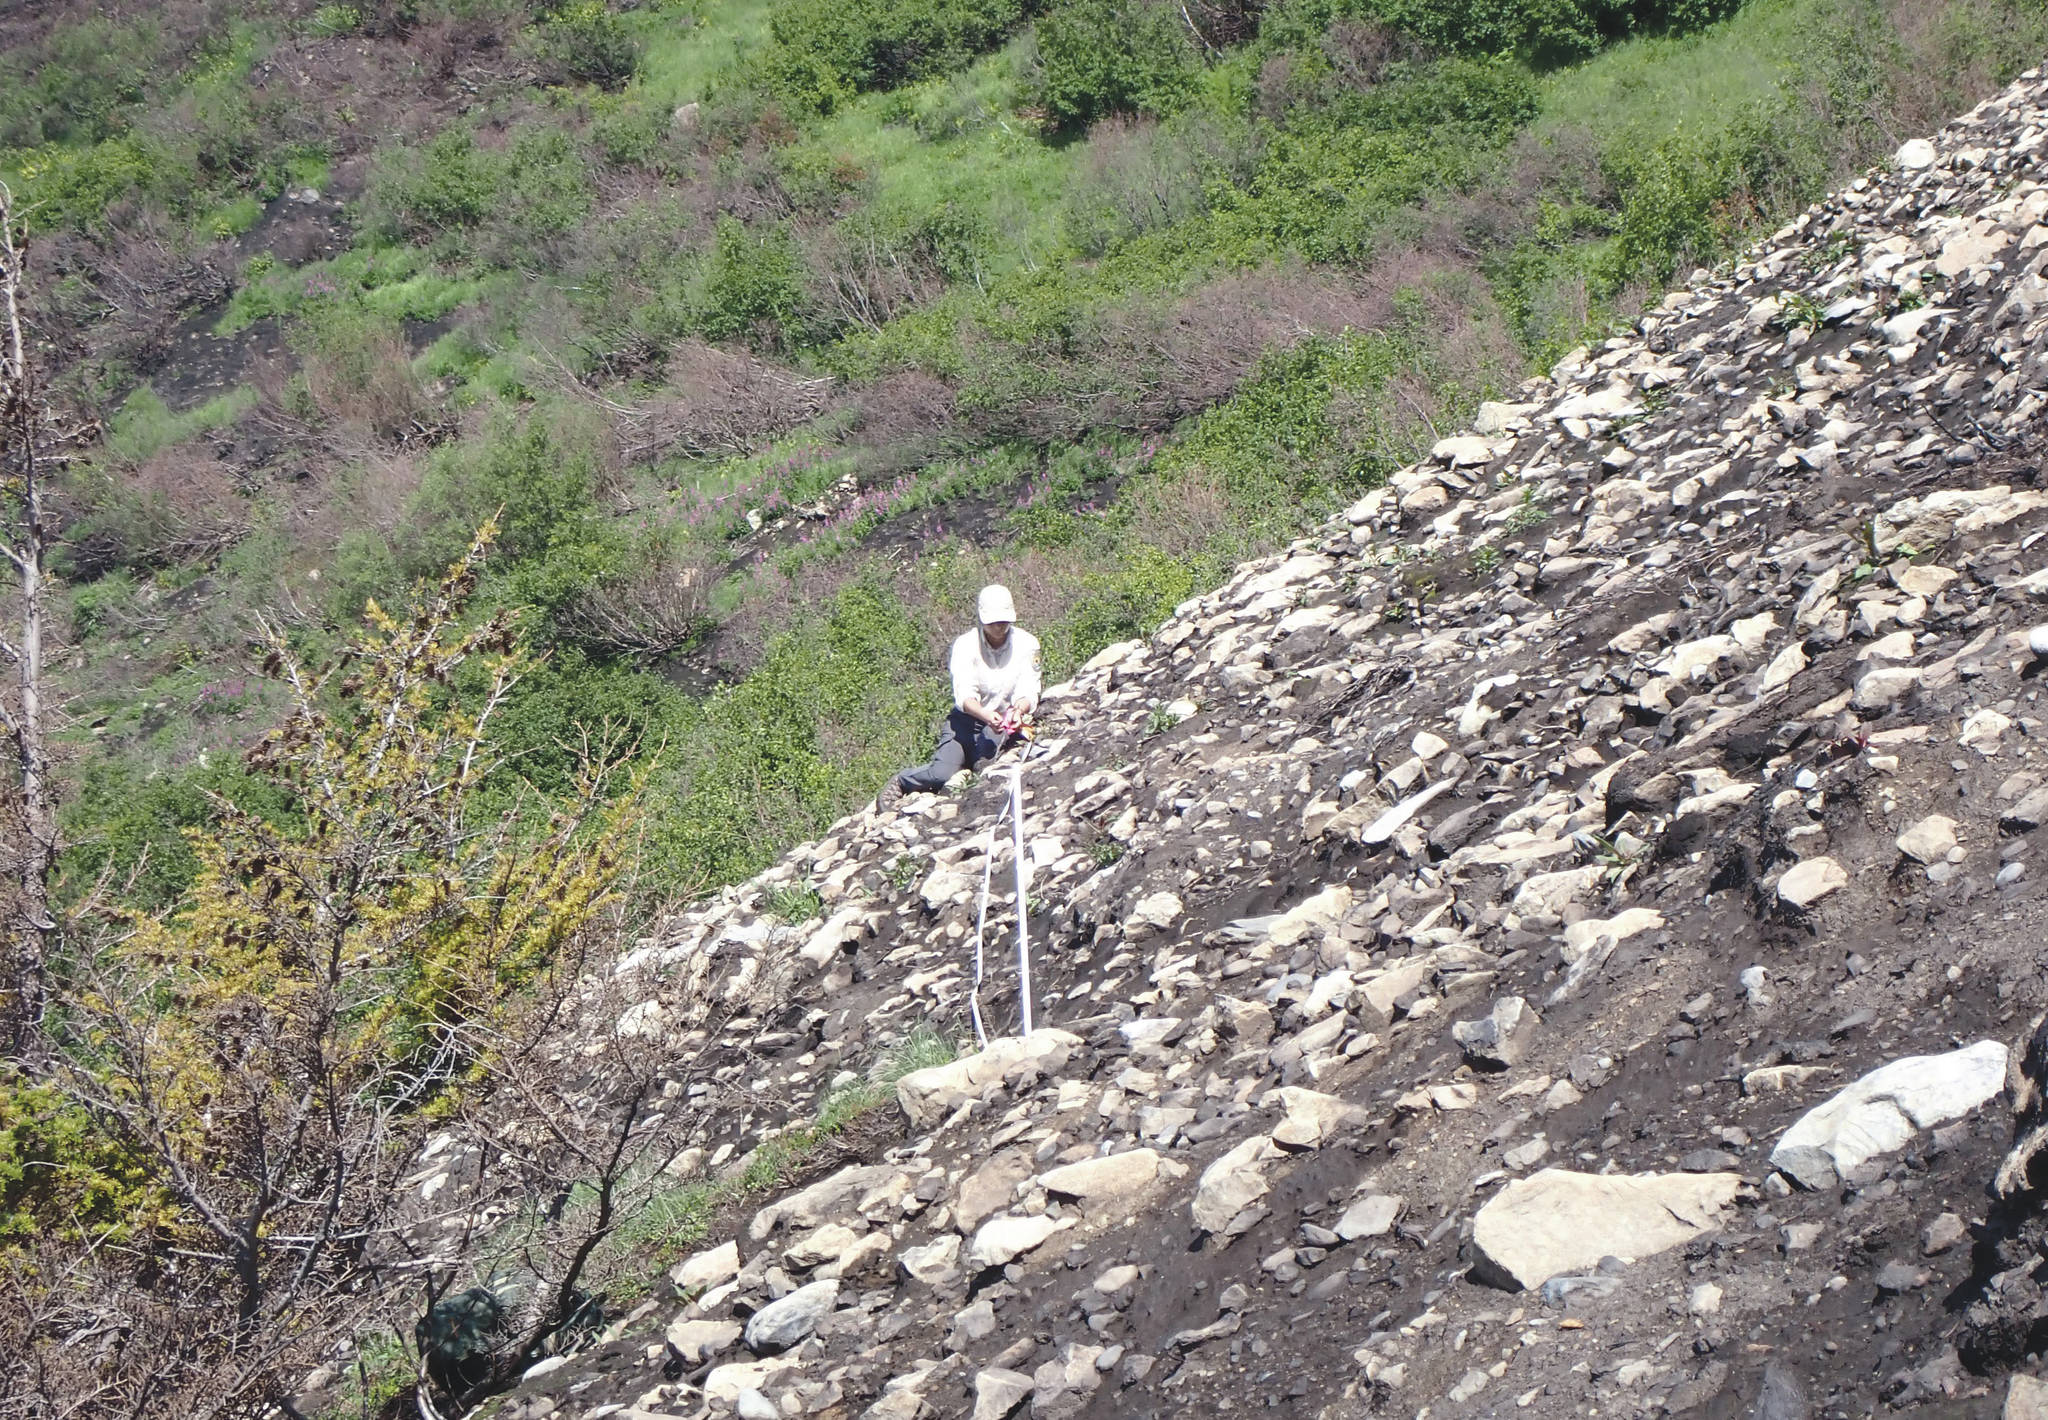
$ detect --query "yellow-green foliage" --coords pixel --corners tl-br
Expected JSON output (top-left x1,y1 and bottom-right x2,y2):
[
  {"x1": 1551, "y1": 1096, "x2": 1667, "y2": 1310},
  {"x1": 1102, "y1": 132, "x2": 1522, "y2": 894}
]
[
  {"x1": 113, "y1": 523, "x2": 638, "y2": 1088},
  {"x1": 0, "y1": 1072, "x2": 161, "y2": 1245}
]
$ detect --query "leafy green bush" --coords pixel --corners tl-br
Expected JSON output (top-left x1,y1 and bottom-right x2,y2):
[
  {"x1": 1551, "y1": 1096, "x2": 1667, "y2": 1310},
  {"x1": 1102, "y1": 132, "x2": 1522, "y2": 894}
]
[
  {"x1": 480, "y1": 125, "x2": 597, "y2": 257},
  {"x1": 368, "y1": 127, "x2": 502, "y2": 241},
  {"x1": 411, "y1": 419, "x2": 608, "y2": 575},
  {"x1": 698, "y1": 216, "x2": 807, "y2": 346},
  {"x1": 756, "y1": 0, "x2": 1032, "y2": 114},
  {"x1": 99, "y1": 386, "x2": 256, "y2": 468},
  {"x1": 1035, "y1": 0, "x2": 1201, "y2": 128},
  {"x1": 646, "y1": 579, "x2": 942, "y2": 891},
  {"x1": 308, "y1": 4, "x2": 365, "y2": 37},
  {"x1": 1053, "y1": 543, "x2": 1198, "y2": 664},
  {"x1": 0, "y1": 18, "x2": 156, "y2": 148},
  {"x1": 765, "y1": 881, "x2": 825, "y2": 921},
  {"x1": 1372, "y1": 0, "x2": 1742, "y2": 65},
  {"x1": 7, "y1": 135, "x2": 167, "y2": 231},
  {"x1": 59, "y1": 758, "x2": 297, "y2": 913},
  {"x1": 529, "y1": 1, "x2": 644, "y2": 90},
  {"x1": 1160, "y1": 328, "x2": 1423, "y2": 524},
  {"x1": 479, "y1": 648, "x2": 689, "y2": 803},
  {"x1": 0, "y1": 1072, "x2": 159, "y2": 1245},
  {"x1": 67, "y1": 571, "x2": 140, "y2": 640}
]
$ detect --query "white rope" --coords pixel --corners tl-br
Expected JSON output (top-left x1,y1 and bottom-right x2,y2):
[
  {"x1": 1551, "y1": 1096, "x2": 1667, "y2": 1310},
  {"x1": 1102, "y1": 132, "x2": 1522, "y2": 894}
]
[
  {"x1": 966, "y1": 750, "x2": 1035, "y2": 1044},
  {"x1": 1009, "y1": 761, "x2": 1033, "y2": 1036},
  {"x1": 967, "y1": 800, "x2": 997, "y2": 1050}
]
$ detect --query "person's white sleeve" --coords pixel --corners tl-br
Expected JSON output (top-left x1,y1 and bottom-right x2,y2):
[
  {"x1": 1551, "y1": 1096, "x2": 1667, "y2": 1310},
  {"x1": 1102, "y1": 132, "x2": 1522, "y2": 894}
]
[{"x1": 949, "y1": 633, "x2": 978, "y2": 710}]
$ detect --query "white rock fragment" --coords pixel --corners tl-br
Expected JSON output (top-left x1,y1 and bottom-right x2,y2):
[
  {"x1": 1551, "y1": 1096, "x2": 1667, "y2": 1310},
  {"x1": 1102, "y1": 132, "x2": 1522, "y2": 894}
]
[
  {"x1": 1895, "y1": 814, "x2": 1959, "y2": 864},
  {"x1": 1470, "y1": 1169, "x2": 1743, "y2": 1291},
  {"x1": 1776, "y1": 857, "x2": 1848, "y2": 908},
  {"x1": 967, "y1": 1213, "x2": 1074, "y2": 1269},
  {"x1": 671, "y1": 1238, "x2": 740, "y2": 1294},
  {"x1": 1770, "y1": 1041, "x2": 2009, "y2": 1189},
  {"x1": 972, "y1": 1367, "x2": 1036, "y2": 1420},
  {"x1": 1125, "y1": 891, "x2": 1184, "y2": 935},
  {"x1": 1035, "y1": 1148, "x2": 1182, "y2": 1209},
  {"x1": 1192, "y1": 1134, "x2": 1282, "y2": 1234},
  {"x1": 1335, "y1": 1193, "x2": 1405, "y2": 1240},
  {"x1": 1265, "y1": 1087, "x2": 1370, "y2": 1149},
  {"x1": 896, "y1": 1031, "x2": 1082, "y2": 1129},
  {"x1": 743, "y1": 1278, "x2": 840, "y2": 1353}
]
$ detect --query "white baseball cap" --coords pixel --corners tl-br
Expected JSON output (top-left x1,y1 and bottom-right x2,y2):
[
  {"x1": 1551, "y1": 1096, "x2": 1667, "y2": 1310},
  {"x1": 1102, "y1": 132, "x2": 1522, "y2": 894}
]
[{"x1": 977, "y1": 584, "x2": 1017, "y2": 624}]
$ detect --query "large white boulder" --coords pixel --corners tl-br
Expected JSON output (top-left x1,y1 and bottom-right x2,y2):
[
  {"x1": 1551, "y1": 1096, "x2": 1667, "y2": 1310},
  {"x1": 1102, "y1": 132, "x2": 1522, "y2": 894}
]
[
  {"x1": 1470, "y1": 1169, "x2": 1742, "y2": 1290},
  {"x1": 1770, "y1": 1041, "x2": 2009, "y2": 1189}
]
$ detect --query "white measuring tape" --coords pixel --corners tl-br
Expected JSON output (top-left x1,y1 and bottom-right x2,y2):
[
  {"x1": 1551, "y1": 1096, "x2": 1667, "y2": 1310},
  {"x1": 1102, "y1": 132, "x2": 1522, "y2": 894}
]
[{"x1": 967, "y1": 757, "x2": 1034, "y2": 1048}]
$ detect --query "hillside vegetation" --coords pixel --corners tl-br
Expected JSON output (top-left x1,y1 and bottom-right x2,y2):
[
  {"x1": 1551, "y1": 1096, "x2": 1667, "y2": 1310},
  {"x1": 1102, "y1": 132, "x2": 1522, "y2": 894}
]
[
  {"x1": 1, "y1": 0, "x2": 2045, "y2": 1411},
  {"x1": 2, "y1": 0, "x2": 2037, "y2": 907}
]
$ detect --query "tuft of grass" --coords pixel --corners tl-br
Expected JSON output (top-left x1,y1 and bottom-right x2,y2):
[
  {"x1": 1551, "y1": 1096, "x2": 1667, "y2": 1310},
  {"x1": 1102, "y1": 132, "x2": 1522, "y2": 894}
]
[
  {"x1": 764, "y1": 881, "x2": 824, "y2": 922},
  {"x1": 102, "y1": 386, "x2": 256, "y2": 467}
]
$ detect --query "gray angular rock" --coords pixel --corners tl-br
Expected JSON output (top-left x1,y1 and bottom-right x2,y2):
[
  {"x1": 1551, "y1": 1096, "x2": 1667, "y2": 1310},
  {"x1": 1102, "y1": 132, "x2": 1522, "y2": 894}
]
[
  {"x1": 967, "y1": 1213, "x2": 1072, "y2": 1269},
  {"x1": 1191, "y1": 1133, "x2": 1280, "y2": 1233},
  {"x1": 1452, "y1": 995, "x2": 1540, "y2": 1070},
  {"x1": 1334, "y1": 1193, "x2": 1404, "y2": 1240},
  {"x1": 1267, "y1": 1086, "x2": 1371, "y2": 1148},
  {"x1": 1031, "y1": 1344, "x2": 1105, "y2": 1420},
  {"x1": 670, "y1": 1238, "x2": 740, "y2": 1295},
  {"x1": 1035, "y1": 1148, "x2": 1181, "y2": 1209},
  {"x1": 1776, "y1": 857, "x2": 1847, "y2": 908},
  {"x1": 896, "y1": 1032, "x2": 1083, "y2": 1129},
  {"x1": 973, "y1": 1367, "x2": 1036, "y2": 1420},
  {"x1": 665, "y1": 1317, "x2": 742, "y2": 1366},
  {"x1": 743, "y1": 1278, "x2": 840, "y2": 1353}
]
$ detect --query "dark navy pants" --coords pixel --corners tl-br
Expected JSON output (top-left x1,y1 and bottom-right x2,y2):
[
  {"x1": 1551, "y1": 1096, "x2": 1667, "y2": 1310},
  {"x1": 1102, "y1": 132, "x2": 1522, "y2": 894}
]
[{"x1": 898, "y1": 708, "x2": 1005, "y2": 793}]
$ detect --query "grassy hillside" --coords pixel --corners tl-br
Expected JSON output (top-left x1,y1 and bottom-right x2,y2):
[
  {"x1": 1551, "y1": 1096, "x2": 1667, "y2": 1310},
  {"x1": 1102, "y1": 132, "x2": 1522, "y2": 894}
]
[{"x1": 4, "y1": 0, "x2": 2043, "y2": 907}]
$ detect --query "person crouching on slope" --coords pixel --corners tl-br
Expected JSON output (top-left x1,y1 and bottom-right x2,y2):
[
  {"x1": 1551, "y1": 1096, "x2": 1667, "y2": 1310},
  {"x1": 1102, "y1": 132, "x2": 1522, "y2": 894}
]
[{"x1": 880, "y1": 584, "x2": 1041, "y2": 809}]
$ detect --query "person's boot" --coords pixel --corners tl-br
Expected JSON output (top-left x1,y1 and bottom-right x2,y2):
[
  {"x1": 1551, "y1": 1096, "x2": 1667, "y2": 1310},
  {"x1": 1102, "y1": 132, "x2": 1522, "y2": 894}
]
[{"x1": 876, "y1": 777, "x2": 906, "y2": 812}]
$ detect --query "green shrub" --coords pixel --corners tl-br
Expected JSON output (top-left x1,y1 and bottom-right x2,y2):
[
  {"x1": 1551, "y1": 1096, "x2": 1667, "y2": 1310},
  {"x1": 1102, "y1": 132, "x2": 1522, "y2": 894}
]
[
  {"x1": 698, "y1": 215, "x2": 807, "y2": 346},
  {"x1": 410, "y1": 419, "x2": 607, "y2": 576},
  {"x1": 1053, "y1": 543, "x2": 1198, "y2": 665},
  {"x1": 765, "y1": 881, "x2": 825, "y2": 921},
  {"x1": 646, "y1": 578, "x2": 942, "y2": 891},
  {"x1": 479, "y1": 648, "x2": 689, "y2": 803},
  {"x1": 756, "y1": 0, "x2": 1031, "y2": 114},
  {"x1": 1161, "y1": 329, "x2": 1414, "y2": 522},
  {"x1": 1371, "y1": 0, "x2": 1742, "y2": 65},
  {"x1": 0, "y1": 18, "x2": 156, "y2": 149},
  {"x1": 529, "y1": 1, "x2": 643, "y2": 90},
  {"x1": 481, "y1": 125, "x2": 597, "y2": 256},
  {"x1": 8, "y1": 135, "x2": 166, "y2": 230},
  {"x1": 59, "y1": 757, "x2": 297, "y2": 913},
  {"x1": 368, "y1": 127, "x2": 502, "y2": 240},
  {"x1": 1035, "y1": 0, "x2": 1201, "y2": 127},
  {"x1": 308, "y1": 4, "x2": 365, "y2": 36},
  {"x1": 0, "y1": 1072, "x2": 160, "y2": 1246},
  {"x1": 68, "y1": 571, "x2": 139, "y2": 640},
  {"x1": 591, "y1": 99, "x2": 670, "y2": 168},
  {"x1": 100, "y1": 386, "x2": 256, "y2": 467}
]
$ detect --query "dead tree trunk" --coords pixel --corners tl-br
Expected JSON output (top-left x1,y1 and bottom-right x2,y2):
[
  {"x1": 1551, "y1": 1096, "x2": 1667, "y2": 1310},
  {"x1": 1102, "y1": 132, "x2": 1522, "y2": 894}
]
[{"x1": 0, "y1": 180, "x2": 57, "y2": 1053}]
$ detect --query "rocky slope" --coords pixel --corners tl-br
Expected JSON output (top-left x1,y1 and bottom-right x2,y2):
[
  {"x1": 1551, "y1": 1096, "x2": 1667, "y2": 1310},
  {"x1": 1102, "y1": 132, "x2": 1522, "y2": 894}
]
[{"x1": 464, "y1": 64, "x2": 2048, "y2": 1420}]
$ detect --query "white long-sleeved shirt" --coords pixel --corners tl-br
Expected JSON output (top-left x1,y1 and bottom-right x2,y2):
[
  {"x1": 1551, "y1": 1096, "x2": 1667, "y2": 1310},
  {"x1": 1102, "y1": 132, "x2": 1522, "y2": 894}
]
[{"x1": 950, "y1": 627, "x2": 1041, "y2": 716}]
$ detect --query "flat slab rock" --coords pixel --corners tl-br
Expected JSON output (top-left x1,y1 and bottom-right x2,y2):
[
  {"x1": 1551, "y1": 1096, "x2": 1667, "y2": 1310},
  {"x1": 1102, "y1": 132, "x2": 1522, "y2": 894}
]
[
  {"x1": 1470, "y1": 1168, "x2": 1743, "y2": 1291},
  {"x1": 1770, "y1": 1040, "x2": 2009, "y2": 1189},
  {"x1": 896, "y1": 1031, "x2": 1083, "y2": 1129}
]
